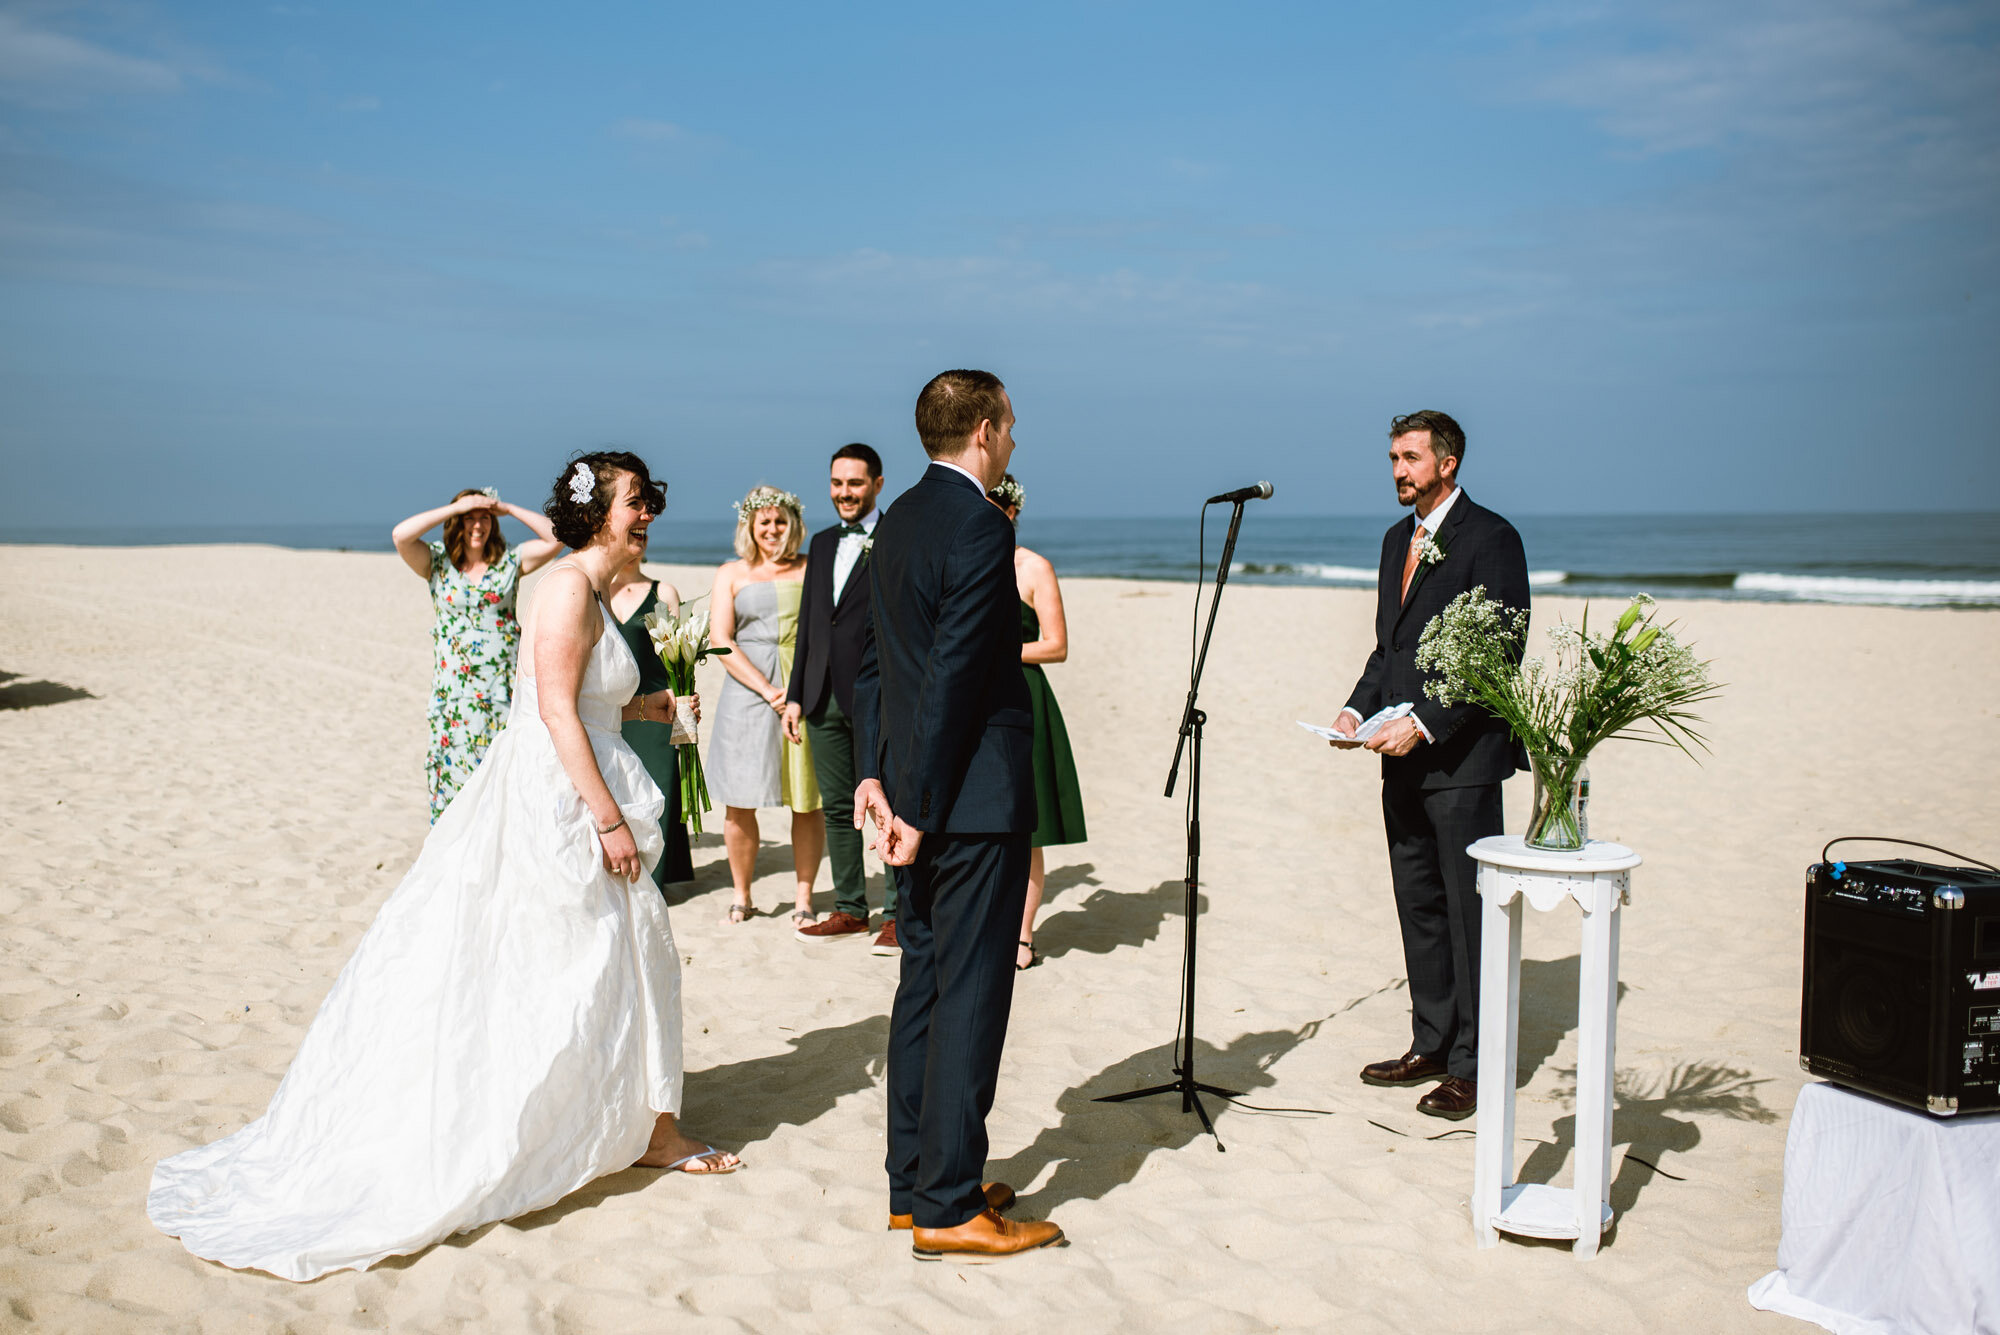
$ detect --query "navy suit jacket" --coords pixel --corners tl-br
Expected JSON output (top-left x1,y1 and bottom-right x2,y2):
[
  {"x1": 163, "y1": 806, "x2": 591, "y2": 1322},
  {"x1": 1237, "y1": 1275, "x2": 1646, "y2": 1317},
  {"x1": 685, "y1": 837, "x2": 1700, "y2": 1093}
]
[
  {"x1": 1344, "y1": 492, "x2": 1532, "y2": 790},
  {"x1": 786, "y1": 520, "x2": 874, "y2": 717},
  {"x1": 853, "y1": 464, "x2": 1034, "y2": 835}
]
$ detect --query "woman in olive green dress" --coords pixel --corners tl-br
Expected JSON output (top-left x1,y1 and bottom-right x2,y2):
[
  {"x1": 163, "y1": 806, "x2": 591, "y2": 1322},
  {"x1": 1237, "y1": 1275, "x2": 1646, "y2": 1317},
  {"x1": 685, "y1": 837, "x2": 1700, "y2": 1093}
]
[
  {"x1": 608, "y1": 545, "x2": 698, "y2": 888},
  {"x1": 989, "y1": 475, "x2": 1087, "y2": 970}
]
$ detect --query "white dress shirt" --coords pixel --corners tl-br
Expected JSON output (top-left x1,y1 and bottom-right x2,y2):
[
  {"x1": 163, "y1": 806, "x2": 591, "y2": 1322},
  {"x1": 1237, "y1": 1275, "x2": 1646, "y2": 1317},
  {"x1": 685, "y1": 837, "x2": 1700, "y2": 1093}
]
[
  {"x1": 932, "y1": 458, "x2": 988, "y2": 493},
  {"x1": 831, "y1": 507, "x2": 879, "y2": 603},
  {"x1": 1339, "y1": 486, "x2": 1463, "y2": 743}
]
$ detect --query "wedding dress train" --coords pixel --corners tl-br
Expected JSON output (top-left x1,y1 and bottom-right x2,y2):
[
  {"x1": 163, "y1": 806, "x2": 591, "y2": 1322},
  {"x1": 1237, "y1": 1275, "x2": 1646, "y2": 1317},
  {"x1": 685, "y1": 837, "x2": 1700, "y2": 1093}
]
[{"x1": 149, "y1": 602, "x2": 681, "y2": 1281}]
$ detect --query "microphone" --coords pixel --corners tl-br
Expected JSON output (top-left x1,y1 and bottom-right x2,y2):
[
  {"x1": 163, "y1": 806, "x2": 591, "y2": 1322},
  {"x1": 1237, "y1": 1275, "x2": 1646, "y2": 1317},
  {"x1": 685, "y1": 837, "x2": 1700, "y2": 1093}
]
[{"x1": 1205, "y1": 481, "x2": 1274, "y2": 505}]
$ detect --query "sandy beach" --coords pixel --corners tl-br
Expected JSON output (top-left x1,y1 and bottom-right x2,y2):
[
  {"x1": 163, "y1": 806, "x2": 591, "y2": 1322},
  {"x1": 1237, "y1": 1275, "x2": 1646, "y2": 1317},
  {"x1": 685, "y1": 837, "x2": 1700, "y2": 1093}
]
[{"x1": 3, "y1": 542, "x2": 1995, "y2": 1333}]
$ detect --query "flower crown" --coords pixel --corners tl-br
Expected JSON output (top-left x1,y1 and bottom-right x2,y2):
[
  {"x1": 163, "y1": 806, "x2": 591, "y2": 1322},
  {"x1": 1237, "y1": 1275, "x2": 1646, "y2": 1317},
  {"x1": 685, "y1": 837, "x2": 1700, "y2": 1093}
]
[
  {"x1": 732, "y1": 486, "x2": 803, "y2": 518},
  {"x1": 988, "y1": 477, "x2": 1025, "y2": 510}
]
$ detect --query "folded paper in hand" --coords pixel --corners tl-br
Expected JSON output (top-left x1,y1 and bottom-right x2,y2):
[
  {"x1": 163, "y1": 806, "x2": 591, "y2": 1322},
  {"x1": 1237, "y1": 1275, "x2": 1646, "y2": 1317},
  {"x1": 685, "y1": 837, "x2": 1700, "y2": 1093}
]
[{"x1": 1298, "y1": 703, "x2": 1413, "y2": 745}]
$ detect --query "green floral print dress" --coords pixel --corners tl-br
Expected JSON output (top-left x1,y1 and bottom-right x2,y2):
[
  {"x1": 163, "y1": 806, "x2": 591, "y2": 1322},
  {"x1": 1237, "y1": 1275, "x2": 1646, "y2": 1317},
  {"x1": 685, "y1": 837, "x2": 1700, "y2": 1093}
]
[{"x1": 425, "y1": 541, "x2": 523, "y2": 821}]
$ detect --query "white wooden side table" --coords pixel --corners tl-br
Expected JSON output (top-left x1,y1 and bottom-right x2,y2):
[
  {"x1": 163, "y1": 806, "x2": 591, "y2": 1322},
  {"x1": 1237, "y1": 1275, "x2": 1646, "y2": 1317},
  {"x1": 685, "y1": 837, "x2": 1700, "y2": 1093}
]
[{"x1": 1469, "y1": 835, "x2": 1642, "y2": 1260}]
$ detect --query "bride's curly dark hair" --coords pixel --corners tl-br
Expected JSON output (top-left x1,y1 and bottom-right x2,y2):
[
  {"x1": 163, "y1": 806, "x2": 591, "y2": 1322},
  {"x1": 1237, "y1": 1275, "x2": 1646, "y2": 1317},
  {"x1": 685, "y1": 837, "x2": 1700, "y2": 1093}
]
[{"x1": 542, "y1": 451, "x2": 665, "y2": 549}]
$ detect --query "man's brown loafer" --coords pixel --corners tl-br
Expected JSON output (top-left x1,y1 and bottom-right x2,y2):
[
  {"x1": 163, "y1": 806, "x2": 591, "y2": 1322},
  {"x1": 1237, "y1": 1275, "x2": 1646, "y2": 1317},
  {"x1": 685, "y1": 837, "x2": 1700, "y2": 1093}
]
[
  {"x1": 1416, "y1": 1074, "x2": 1477, "y2": 1120},
  {"x1": 888, "y1": 1182, "x2": 1016, "y2": 1230},
  {"x1": 1360, "y1": 1050, "x2": 1448, "y2": 1087},
  {"x1": 911, "y1": 1207, "x2": 1062, "y2": 1262}
]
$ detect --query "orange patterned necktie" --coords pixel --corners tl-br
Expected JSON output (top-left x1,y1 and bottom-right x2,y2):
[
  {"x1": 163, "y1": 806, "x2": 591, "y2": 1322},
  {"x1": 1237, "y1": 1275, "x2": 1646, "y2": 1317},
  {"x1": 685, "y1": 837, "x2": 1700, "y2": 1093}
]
[{"x1": 1400, "y1": 524, "x2": 1426, "y2": 603}]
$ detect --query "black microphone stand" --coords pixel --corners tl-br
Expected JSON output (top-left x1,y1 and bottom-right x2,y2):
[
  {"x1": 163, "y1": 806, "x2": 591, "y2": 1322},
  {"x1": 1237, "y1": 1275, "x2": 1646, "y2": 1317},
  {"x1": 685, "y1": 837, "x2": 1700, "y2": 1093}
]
[{"x1": 1095, "y1": 497, "x2": 1252, "y2": 1148}]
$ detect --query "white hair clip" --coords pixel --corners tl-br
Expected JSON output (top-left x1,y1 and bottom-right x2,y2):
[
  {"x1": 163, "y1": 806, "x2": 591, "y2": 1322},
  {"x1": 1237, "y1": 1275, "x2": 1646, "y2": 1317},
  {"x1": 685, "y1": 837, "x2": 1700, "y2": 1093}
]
[{"x1": 567, "y1": 462, "x2": 595, "y2": 505}]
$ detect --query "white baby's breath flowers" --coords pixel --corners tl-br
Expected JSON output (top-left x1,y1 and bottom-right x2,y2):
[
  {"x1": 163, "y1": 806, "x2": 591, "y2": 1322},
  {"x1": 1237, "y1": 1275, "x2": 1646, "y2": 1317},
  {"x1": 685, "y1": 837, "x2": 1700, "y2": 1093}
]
[
  {"x1": 1417, "y1": 585, "x2": 1719, "y2": 847},
  {"x1": 1416, "y1": 586, "x2": 1718, "y2": 761},
  {"x1": 732, "y1": 487, "x2": 802, "y2": 518},
  {"x1": 1417, "y1": 534, "x2": 1448, "y2": 567},
  {"x1": 567, "y1": 463, "x2": 595, "y2": 504}
]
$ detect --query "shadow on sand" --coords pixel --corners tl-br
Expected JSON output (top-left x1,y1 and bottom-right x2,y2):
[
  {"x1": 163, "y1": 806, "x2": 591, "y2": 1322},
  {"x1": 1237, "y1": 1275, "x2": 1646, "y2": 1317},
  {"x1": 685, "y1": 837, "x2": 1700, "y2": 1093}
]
[
  {"x1": 1515, "y1": 955, "x2": 1629, "y2": 1087},
  {"x1": 0, "y1": 674, "x2": 96, "y2": 710},
  {"x1": 1035, "y1": 878, "x2": 1205, "y2": 962},
  {"x1": 1038, "y1": 860, "x2": 1102, "y2": 909},
  {"x1": 462, "y1": 1014, "x2": 895, "y2": 1246},
  {"x1": 992, "y1": 1018, "x2": 1327, "y2": 1215},
  {"x1": 1514, "y1": 1060, "x2": 1777, "y2": 1234}
]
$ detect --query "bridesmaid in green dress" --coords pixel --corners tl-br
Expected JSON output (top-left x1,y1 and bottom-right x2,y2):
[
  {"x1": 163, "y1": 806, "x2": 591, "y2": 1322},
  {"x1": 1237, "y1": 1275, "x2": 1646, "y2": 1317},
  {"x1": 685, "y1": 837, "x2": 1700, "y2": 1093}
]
[
  {"x1": 392, "y1": 488, "x2": 564, "y2": 821},
  {"x1": 988, "y1": 475, "x2": 1087, "y2": 970},
  {"x1": 608, "y1": 548, "x2": 697, "y2": 888}
]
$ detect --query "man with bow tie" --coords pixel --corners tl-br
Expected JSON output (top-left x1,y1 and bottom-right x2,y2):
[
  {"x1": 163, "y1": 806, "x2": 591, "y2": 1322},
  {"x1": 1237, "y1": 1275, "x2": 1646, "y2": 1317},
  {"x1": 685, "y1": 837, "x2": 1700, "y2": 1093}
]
[
  {"x1": 786, "y1": 443, "x2": 899, "y2": 953},
  {"x1": 1330, "y1": 410, "x2": 1531, "y2": 1121}
]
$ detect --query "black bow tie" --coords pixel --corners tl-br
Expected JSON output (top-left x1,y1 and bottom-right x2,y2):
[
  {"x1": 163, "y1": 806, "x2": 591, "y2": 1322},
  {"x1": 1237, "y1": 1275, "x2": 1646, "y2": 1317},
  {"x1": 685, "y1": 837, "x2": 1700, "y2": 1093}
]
[{"x1": 840, "y1": 523, "x2": 868, "y2": 536}]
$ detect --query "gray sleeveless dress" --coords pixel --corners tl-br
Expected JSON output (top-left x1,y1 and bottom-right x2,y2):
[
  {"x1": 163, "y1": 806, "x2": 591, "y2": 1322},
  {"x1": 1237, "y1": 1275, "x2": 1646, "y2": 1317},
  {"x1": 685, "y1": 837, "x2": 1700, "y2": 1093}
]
[{"x1": 705, "y1": 580, "x2": 821, "y2": 812}]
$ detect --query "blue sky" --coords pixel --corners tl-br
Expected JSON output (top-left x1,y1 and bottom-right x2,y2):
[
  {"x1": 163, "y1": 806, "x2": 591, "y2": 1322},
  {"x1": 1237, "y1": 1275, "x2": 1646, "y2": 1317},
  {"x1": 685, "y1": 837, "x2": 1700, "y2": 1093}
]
[{"x1": 1, "y1": 0, "x2": 1995, "y2": 524}]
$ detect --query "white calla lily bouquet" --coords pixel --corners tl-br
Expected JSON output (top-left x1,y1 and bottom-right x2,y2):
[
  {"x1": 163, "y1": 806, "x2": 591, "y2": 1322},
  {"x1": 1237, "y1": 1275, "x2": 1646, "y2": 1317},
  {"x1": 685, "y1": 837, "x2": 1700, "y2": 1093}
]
[{"x1": 642, "y1": 603, "x2": 730, "y2": 835}]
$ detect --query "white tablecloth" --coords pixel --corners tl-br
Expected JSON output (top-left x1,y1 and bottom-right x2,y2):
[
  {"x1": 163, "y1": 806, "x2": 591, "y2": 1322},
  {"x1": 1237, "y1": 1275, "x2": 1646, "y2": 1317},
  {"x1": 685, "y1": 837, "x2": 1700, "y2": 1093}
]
[{"x1": 1749, "y1": 1082, "x2": 2000, "y2": 1334}]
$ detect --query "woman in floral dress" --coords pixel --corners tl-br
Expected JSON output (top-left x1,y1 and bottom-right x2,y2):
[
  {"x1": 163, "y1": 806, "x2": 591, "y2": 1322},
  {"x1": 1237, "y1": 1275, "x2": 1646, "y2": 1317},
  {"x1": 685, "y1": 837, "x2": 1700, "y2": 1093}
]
[{"x1": 393, "y1": 489, "x2": 565, "y2": 820}]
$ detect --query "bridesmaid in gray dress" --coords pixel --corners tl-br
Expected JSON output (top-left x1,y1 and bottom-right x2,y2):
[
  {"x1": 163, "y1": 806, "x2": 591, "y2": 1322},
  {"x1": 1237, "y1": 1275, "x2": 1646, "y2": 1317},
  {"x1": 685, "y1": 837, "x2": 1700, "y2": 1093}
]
[{"x1": 706, "y1": 487, "x2": 824, "y2": 927}]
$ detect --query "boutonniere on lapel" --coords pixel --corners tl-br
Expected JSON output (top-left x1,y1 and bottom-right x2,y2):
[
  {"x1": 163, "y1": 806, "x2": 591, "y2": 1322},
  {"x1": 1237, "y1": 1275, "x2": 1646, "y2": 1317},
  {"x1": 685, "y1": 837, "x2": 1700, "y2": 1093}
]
[
  {"x1": 1417, "y1": 534, "x2": 1448, "y2": 569},
  {"x1": 859, "y1": 535, "x2": 874, "y2": 559}
]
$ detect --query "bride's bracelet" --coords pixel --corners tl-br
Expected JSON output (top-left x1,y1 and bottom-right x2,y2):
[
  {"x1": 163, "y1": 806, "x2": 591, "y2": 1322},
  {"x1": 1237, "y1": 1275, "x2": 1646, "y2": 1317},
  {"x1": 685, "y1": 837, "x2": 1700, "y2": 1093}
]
[{"x1": 596, "y1": 815, "x2": 627, "y2": 836}]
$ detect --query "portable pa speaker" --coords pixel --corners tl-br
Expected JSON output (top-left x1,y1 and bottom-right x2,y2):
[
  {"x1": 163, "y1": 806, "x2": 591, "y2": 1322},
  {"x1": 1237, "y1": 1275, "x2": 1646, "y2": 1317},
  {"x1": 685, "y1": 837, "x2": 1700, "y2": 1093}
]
[{"x1": 1801, "y1": 853, "x2": 2000, "y2": 1115}]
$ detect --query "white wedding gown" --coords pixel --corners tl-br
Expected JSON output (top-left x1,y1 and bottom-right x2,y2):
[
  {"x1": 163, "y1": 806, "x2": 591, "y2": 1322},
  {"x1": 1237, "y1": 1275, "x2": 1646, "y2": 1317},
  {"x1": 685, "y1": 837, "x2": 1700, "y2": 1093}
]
[{"x1": 149, "y1": 600, "x2": 682, "y2": 1281}]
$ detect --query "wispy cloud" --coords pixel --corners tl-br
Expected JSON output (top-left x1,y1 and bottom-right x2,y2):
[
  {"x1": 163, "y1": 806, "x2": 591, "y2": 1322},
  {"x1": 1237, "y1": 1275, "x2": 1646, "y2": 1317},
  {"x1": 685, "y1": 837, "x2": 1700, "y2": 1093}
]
[
  {"x1": 613, "y1": 117, "x2": 689, "y2": 142},
  {"x1": 609, "y1": 117, "x2": 723, "y2": 161},
  {"x1": 0, "y1": 10, "x2": 191, "y2": 107},
  {"x1": 0, "y1": 148, "x2": 630, "y2": 335},
  {"x1": 1508, "y1": 0, "x2": 2000, "y2": 225}
]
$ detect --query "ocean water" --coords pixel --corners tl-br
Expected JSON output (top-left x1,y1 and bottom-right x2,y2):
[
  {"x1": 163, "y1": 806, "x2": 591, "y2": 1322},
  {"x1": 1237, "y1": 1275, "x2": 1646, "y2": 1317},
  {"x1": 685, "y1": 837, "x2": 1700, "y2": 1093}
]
[{"x1": 8, "y1": 512, "x2": 1998, "y2": 609}]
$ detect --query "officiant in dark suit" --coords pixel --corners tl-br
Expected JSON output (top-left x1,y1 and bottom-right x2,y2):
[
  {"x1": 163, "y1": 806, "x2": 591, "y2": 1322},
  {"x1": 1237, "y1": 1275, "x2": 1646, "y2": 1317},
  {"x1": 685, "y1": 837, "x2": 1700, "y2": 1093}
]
[
  {"x1": 785, "y1": 443, "x2": 899, "y2": 954},
  {"x1": 853, "y1": 369, "x2": 1064, "y2": 1262},
  {"x1": 1331, "y1": 410, "x2": 1530, "y2": 1121}
]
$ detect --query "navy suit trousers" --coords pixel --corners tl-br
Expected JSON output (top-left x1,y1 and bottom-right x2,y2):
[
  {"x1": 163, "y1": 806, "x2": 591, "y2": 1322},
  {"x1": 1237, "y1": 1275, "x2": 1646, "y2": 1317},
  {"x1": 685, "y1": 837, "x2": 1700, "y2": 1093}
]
[
  {"x1": 1382, "y1": 779, "x2": 1503, "y2": 1080},
  {"x1": 885, "y1": 831, "x2": 1031, "y2": 1228}
]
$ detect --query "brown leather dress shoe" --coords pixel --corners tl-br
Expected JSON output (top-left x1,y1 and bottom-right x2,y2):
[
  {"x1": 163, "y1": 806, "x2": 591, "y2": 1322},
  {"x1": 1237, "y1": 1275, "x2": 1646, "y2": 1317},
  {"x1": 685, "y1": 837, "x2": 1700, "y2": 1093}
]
[
  {"x1": 911, "y1": 1207, "x2": 1062, "y2": 1262},
  {"x1": 1416, "y1": 1075, "x2": 1477, "y2": 1120},
  {"x1": 889, "y1": 1182, "x2": 1016, "y2": 1230},
  {"x1": 871, "y1": 921, "x2": 901, "y2": 956},
  {"x1": 1359, "y1": 1050, "x2": 1448, "y2": 1087},
  {"x1": 798, "y1": 911, "x2": 870, "y2": 941}
]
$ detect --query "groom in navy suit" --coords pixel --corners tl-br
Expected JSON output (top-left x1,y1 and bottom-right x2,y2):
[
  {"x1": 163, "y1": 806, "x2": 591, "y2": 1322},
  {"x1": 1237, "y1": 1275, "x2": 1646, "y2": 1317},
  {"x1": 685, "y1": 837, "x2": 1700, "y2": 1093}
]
[
  {"x1": 854, "y1": 370, "x2": 1064, "y2": 1261},
  {"x1": 1332, "y1": 410, "x2": 1531, "y2": 1122}
]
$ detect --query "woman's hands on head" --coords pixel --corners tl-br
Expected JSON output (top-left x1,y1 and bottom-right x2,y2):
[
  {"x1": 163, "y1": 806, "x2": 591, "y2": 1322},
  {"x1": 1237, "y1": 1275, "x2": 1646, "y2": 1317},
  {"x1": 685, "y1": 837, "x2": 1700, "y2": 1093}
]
[
  {"x1": 393, "y1": 493, "x2": 490, "y2": 577},
  {"x1": 505, "y1": 497, "x2": 565, "y2": 575}
]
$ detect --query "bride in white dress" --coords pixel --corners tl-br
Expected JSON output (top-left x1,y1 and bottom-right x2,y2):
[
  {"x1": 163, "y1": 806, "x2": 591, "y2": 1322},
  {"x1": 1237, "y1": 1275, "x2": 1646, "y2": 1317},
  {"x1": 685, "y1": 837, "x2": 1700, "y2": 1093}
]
[{"x1": 149, "y1": 453, "x2": 739, "y2": 1282}]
